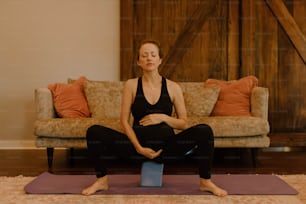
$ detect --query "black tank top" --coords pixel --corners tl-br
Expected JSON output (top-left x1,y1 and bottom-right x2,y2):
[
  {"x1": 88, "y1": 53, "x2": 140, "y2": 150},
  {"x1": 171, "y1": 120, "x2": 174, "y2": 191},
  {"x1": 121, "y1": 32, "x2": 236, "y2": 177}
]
[{"x1": 131, "y1": 77, "x2": 173, "y2": 126}]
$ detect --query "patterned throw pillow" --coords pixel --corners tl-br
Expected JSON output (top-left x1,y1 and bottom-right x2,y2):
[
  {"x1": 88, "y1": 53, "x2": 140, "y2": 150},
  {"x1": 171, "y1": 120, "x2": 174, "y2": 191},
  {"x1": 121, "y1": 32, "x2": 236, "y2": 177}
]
[
  {"x1": 83, "y1": 80, "x2": 124, "y2": 119},
  {"x1": 204, "y1": 75, "x2": 258, "y2": 116},
  {"x1": 48, "y1": 76, "x2": 90, "y2": 118},
  {"x1": 179, "y1": 82, "x2": 220, "y2": 117}
]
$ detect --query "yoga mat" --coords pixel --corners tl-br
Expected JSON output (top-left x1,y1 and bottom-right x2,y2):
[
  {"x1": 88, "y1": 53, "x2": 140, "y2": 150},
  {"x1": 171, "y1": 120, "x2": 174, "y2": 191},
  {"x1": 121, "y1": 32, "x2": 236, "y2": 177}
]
[{"x1": 24, "y1": 172, "x2": 298, "y2": 195}]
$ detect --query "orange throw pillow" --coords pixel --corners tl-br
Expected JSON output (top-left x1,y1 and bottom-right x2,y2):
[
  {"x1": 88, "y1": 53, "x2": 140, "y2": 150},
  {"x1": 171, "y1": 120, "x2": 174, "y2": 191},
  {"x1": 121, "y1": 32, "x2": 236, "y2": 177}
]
[
  {"x1": 204, "y1": 75, "x2": 258, "y2": 116},
  {"x1": 48, "y1": 76, "x2": 90, "y2": 118}
]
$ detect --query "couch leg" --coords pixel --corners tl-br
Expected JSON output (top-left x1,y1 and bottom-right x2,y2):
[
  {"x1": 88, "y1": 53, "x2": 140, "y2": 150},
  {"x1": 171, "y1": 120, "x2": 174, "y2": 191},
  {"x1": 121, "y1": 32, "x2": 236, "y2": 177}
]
[
  {"x1": 69, "y1": 148, "x2": 75, "y2": 166},
  {"x1": 251, "y1": 148, "x2": 258, "y2": 168},
  {"x1": 47, "y1": 147, "x2": 54, "y2": 170}
]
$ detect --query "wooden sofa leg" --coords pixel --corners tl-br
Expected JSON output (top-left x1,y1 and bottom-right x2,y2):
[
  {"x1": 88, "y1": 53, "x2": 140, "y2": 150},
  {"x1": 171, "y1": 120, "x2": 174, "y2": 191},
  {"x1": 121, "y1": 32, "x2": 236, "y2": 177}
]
[
  {"x1": 251, "y1": 148, "x2": 258, "y2": 168},
  {"x1": 69, "y1": 148, "x2": 75, "y2": 166},
  {"x1": 47, "y1": 147, "x2": 54, "y2": 170}
]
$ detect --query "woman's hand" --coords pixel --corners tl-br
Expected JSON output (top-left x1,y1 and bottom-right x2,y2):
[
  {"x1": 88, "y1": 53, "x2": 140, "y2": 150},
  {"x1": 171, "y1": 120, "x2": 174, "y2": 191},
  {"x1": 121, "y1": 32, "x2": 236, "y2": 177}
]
[
  {"x1": 137, "y1": 146, "x2": 163, "y2": 159},
  {"x1": 139, "y1": 113, "x2": 188, "y2": 130},
  {"x1": 139, "y1": 114, "x2": 165, "y2": 126}
]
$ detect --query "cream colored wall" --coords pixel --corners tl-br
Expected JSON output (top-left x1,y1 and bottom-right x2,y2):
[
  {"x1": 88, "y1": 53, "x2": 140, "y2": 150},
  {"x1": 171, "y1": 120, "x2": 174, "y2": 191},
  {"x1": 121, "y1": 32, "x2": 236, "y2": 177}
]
[{"x1": 0, "y1": 0, "x2": 120, "y2": 148}]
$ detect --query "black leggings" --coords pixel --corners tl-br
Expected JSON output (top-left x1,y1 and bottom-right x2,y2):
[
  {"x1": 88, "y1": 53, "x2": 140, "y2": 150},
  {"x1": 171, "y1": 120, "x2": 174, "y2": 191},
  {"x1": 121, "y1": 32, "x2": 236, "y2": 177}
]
[{"x1": 86, "y1": 123, "x2": 214, "y2": 179}]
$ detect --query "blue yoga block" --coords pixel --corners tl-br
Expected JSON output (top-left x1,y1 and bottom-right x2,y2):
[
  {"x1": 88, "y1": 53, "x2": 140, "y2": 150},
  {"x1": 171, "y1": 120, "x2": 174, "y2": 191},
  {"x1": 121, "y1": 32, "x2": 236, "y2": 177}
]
[{"x1": 140, "y1": 161, "x2": 164, "y2": 187}]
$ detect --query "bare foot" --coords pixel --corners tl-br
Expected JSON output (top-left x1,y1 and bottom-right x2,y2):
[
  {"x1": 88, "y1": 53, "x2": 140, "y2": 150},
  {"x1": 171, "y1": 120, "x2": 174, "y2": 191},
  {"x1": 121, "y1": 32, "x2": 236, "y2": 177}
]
[
  {"x1": 81, "y1": 176, "x2": 109, "y2": 196},
  {"x1": 200, "y1": 178, "x2": 227, "y2": 197}
]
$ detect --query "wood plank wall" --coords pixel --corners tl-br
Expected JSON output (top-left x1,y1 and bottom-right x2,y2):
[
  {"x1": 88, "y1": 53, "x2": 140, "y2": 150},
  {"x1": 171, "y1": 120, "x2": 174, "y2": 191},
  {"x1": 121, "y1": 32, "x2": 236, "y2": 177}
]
[{"x1": 120, "y1": 0, "x2": 306, "y2": 146}]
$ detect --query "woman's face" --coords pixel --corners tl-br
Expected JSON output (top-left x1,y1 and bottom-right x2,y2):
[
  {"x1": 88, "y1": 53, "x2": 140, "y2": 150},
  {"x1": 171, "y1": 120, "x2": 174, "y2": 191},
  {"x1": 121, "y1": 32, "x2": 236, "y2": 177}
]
[{"x1": 137, "y1": 43, "x2": 162, "y2": 72}]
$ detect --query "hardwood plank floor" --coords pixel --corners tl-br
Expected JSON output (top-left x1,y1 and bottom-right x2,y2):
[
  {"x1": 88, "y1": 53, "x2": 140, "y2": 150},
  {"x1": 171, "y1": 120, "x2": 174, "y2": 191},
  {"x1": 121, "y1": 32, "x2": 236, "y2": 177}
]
[{"x1": 0, "y1": 147, "x2": 305, "y2": 177}]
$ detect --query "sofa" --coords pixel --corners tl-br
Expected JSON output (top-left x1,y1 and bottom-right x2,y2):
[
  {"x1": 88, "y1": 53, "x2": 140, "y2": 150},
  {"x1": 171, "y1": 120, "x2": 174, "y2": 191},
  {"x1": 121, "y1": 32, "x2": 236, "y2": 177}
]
[{"x1": 34, "y1": 76, "x2": 270, "y2": 169}]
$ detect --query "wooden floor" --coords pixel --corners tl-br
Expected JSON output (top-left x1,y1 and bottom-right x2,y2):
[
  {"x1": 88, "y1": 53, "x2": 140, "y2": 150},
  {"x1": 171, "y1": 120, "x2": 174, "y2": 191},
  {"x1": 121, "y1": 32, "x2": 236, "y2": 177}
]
[{"x1": 0, "y1": 147, "x2": 306, "y2": 177}]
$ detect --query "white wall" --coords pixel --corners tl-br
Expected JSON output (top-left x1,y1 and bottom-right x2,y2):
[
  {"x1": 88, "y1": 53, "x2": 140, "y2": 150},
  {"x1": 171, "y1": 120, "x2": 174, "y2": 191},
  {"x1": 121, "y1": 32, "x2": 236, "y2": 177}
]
[{"x1": 0, "y1": 0, "x2": 120, "y2": 148}]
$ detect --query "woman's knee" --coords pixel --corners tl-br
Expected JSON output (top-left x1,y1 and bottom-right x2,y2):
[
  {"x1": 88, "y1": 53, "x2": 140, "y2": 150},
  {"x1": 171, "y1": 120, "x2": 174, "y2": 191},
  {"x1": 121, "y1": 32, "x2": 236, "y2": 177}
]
[
  {"x1": 192, "y1": 124, "x2": 214, "y2": 138},
  {"x1": 86, "y1": 125, "x2": 106, "y2": 140}
]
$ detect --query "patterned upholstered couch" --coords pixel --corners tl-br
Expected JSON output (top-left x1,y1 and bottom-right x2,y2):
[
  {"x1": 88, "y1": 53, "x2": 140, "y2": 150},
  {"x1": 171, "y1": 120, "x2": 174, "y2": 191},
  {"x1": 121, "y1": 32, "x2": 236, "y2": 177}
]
[{"x1": 34, "y1": 78, "x2": 270, "y2": 168}]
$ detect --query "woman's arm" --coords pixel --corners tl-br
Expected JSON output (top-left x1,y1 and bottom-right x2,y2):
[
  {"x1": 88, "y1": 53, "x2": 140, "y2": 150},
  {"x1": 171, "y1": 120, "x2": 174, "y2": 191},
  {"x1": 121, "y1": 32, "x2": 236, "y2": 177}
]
[
  {"x1": 120, "y1": 79, "x2": 141, "y2": 150},
  {"x1": 165, "y1": 80, "x2": 188, "y2": 129}
]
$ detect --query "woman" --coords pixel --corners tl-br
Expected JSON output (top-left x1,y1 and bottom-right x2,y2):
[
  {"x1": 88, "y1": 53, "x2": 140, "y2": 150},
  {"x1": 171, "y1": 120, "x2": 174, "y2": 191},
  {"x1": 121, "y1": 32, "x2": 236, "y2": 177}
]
[{"x1": 82, "y1": 40, "x2": 227, "y2": 196}]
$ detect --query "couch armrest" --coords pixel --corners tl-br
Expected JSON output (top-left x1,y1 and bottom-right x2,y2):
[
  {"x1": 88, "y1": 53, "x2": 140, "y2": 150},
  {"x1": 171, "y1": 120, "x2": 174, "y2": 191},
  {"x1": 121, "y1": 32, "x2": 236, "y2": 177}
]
[
  {"x1": 251, "y1": 87, "x2": 269, "y2": 119},
  {"x1": 35, "y1": 88, "x2": 56, "y2": 120}
]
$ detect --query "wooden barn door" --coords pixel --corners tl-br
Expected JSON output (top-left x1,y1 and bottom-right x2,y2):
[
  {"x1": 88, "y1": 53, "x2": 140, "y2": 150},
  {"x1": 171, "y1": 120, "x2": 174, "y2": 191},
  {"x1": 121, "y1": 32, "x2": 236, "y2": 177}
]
[
  {"x1": 240, "y1": 0, "x2": 306, "y2": 146},
  {"x1": 120, "y1": 0, "x2": 306, "y2": 146},
  {"x1": 120, "y1": 0, "x2": 237, "y2": 81}
]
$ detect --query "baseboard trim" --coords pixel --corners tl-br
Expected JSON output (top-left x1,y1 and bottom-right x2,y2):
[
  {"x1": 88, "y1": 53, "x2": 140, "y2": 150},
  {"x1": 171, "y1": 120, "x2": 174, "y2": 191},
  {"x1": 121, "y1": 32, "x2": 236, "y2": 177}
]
[{"x1": 0, "y1": 140, "x2": 39, "y2": 149}]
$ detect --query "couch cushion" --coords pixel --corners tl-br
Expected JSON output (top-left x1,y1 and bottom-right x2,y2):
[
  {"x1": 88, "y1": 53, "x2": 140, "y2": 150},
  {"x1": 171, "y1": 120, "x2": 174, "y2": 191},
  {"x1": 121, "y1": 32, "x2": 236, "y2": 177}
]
[
  {"x1": 83, "y1": 81, "x2": 124, "y2": 119},
  {"x1": 214, "y1": 135, "x2": 270, "y2": 148},
  {"x1": 204, "y1": 75, "x2": 258, "y2": 116},
  {"x1": 35, "y1": 137, "x2": 87, "y2": 148},
  {"x1": 35, "y1": 116, "x2": 269, "y2": 139},
  {"x1": 47, "y1": 76, "x2": 90, "y2": 118},
  {"x1": 187, "y1": 116, "x2": 269, "y2": 137},
  {"x1": 178, "y1": 82, "x2": 220, "y2": 117},
  {"x1": 34, "y1": 118, "x2": 123, "y2": 138},
  {"x1": 35, "y1": 135, "x2": 270, "y2": 148}
]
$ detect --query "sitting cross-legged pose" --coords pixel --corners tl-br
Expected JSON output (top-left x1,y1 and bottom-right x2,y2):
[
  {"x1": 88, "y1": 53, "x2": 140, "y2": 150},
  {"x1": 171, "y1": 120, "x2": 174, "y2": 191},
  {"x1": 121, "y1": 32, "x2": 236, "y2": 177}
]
[{"x1": 81, "y1": 39, "x2": 227, "y2": 197}]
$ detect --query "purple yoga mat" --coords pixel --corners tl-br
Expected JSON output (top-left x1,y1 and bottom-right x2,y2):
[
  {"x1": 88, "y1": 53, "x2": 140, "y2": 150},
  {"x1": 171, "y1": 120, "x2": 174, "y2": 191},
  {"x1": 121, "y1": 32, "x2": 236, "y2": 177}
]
[{"x1": 24, "y1": 172, "x2": 298, "y2": 195}]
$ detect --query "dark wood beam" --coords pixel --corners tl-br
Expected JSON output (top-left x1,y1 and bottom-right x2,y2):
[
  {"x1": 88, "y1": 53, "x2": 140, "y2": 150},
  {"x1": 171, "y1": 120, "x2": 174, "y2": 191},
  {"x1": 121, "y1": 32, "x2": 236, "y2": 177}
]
[
  {"x1": 240, "y1": 0, "x2": 256, "y2": 76},
  {"x1": 266, "y1": 0, "x2": 306, "y2": 64},
  {"x1": 227, "y1": 0, "x2": 240, "y2": 80}
]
